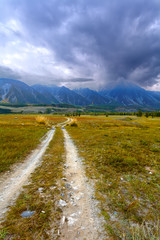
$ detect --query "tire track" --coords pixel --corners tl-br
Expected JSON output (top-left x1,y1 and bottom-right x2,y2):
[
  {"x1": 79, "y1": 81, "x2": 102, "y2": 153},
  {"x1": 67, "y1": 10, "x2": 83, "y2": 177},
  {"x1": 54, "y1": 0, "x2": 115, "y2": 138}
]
[
  {"x1": 0, "y1": 128, "x2": 55, "y2": 217},
  {"x1": 60, "y1": 128, "x2": 104, "y2": 240}
]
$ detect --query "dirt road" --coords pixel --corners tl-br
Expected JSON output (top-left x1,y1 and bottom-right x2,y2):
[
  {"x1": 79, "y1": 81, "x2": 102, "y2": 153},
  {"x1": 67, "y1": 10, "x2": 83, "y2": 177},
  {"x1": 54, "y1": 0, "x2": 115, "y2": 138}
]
[
  {"x1": 0, "y1": 118, "x2": 104, "y2": 239},
  {"x1": 0, "y1": 128, "x2": 55, "y2": 217},
  {"x1": 60, "y1": 128, "x2": 104, "y2": 240},
  {"x1": 0, "y1": 118, "x2": 70, "y2": 218}
]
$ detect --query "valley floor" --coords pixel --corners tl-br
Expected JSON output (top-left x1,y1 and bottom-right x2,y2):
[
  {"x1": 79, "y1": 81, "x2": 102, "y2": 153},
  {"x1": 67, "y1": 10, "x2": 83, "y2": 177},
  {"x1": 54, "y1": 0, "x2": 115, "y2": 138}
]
[
  {"x1": 0, "y1": 115, "x2": 160, "y2": 239},
  {"x1": 0, "y1": 117, "x2": 104, "y2": 239}
]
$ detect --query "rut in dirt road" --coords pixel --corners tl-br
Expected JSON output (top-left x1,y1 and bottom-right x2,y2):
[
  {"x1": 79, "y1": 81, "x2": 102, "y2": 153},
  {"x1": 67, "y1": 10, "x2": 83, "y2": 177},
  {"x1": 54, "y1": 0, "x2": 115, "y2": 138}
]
[
  {"x1": 60, "y1": 129, "x2": 104, "y2": 240},
  {"x1": 0, "y1": 128, "x2": 55, "y2": 217}
]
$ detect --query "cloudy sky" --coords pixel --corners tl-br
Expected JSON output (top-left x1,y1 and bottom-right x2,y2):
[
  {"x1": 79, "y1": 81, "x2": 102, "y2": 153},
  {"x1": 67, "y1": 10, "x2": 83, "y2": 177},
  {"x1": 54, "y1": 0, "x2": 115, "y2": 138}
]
[{"x1": 0, "y1": 0, "x2": 160, "y2": 90}]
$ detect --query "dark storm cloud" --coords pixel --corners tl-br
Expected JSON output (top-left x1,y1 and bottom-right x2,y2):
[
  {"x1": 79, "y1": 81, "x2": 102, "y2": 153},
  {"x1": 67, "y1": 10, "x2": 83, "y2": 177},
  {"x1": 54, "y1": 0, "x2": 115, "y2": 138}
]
[
  {"x1": 69, "y1": 78, "x2": 94, "y2": 83},
  {"x1": 0, "y1": 65, "x2": 21, "y2": 79},
  {"x1": 1, "y1": 0, "x2": 160, "y2": 88}
]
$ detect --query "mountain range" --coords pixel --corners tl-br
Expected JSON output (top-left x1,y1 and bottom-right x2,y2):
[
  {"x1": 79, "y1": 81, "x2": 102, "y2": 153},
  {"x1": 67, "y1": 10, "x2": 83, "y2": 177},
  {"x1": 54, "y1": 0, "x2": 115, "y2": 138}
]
[{"x1": 0, "y1": 78, "x2": 160, "y2": 109}]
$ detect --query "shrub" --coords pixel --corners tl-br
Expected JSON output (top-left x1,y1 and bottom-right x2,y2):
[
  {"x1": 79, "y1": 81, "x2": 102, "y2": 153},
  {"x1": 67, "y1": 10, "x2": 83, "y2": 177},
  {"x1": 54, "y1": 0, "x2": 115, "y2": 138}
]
[
  {"x1": 137, "y1": 110, "x2": 143, "y2": 117},
  {"x1": 70, "y1": 119, "x2": 78, "y2": 127},
  {"x1": 35, "y1": 116, "x2": 49, "y2": 126}
]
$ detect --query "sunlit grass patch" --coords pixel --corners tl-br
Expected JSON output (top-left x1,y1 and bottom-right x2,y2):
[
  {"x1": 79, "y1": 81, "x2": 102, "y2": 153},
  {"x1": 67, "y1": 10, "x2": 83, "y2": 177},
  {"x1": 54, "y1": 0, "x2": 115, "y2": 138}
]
[
  {"x1": 69, "y1": 118, "x2": 78, "y2": 127},
  {"x1": 35, "y1": 115, "x2": 50, "y2": 126}
]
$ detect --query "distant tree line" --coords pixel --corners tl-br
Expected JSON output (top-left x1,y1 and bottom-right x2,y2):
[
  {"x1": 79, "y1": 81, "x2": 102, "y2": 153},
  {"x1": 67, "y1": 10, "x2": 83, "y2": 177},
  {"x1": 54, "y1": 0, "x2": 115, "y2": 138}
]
[
  {"x1": 0, "y1": 108, "x2": 11, "y2": 114},
  {"x1": 133, "y1": 110, "x2": 160, "y2": 117},
  {"x1": 144, "y1": 111, "x2": 160, "y2": 118},
  {"x1": 65, "y1": 112, "x2": 81, "y2": 117},
  {"x1": 63, "y1": 111, "x2": 160, "y2": 117}
]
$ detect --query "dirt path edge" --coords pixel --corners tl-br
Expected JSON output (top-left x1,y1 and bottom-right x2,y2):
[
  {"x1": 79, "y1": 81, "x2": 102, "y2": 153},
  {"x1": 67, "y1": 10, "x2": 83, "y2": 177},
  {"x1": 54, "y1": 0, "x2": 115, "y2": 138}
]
[{"x1": 0, "y1": 128, "x2": 55, "y2": 217}]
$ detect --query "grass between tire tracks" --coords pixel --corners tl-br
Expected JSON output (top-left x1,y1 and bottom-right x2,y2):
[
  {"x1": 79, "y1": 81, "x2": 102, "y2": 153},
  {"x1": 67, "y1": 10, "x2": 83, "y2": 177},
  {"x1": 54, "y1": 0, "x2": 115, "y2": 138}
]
[
  {"x1": 67, "y1": 116, "x2": 160, "y2": 239},
  {"x1": 0, "y1": 127, "x2": 65, "y2": 239}
]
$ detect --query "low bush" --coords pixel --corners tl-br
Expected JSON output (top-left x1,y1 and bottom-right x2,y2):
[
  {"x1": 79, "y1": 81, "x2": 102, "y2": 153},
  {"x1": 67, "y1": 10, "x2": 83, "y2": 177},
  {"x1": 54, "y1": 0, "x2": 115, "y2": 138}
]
[
  {"x1": 35, "y1": 116, "x2": 49, "y2": 126},
  {"x1": 70, "y1": 119, "x2": 78, "y2": 127}
]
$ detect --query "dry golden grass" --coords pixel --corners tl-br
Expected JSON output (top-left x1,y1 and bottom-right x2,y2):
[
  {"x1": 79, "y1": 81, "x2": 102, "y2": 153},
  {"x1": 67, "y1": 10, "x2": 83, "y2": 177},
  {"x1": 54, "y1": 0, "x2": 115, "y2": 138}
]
[
  {"x1": 0, "y1": 118, "x2": 47, "y2": 174},
  {"x1": 0, "y1": 127, "x2": 65, "y2": 239},
  {"x1": 35, "y1": 115, "x2": 50, "y2": 126},
  {"x1": 129, "y1": 221, "x2": 160, "y2": 240},
  {"x1": 0, "y1": 114, "x2": 66, "y2": 173},
  {"x1": 67, "y1": 115, "x2": 160, "y2": 239},
  {"x1": 69, "y1": 118, "x2": 78, "y2": 127}
]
